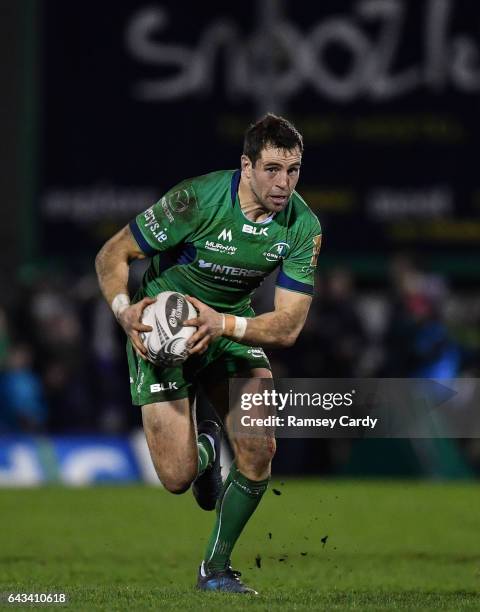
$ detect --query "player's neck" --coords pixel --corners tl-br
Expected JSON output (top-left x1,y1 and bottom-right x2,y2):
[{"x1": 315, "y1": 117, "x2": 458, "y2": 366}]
[{"x1": 238, "y1": 177, "x2": 274, "y2": 223}]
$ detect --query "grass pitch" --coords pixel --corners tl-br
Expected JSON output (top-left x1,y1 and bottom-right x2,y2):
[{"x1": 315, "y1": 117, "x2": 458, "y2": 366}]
[{"x1": 1, "y1": 480, "x2": 479, "y2": 610}]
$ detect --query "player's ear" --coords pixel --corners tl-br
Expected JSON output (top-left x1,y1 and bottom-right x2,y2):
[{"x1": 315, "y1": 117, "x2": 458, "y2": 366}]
[{"x1": 241, "y1": 154, "x2": 253, "y2": 177}]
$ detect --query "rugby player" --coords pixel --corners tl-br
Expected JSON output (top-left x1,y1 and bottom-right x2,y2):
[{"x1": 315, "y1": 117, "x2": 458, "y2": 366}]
[{"x1": 95, "y1": 114, "x2": 322, "y2": 594}]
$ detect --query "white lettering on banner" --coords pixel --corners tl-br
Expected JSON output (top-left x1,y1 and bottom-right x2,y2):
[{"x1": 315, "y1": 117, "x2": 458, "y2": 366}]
[
  {"x1": 42, "y1": 186, "x2": 158, "y2": 222},
  {"x1": 61, "y1": 449, "x2": 130, "y2": 486},
  {"x1": 0, "y1": 446, "x2": 43, "y2": 486},
  {"x1": 126, "y1": 0, "x2": 480, "y2": 104},
  {"x1": 367, "y1": 187, "x2": 453, "y2": 219}
]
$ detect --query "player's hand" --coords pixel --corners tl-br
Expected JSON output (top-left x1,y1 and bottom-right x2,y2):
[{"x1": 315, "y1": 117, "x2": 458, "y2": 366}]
[
  {"x1": 184, "y1": 296, "x2": 224, "y2": 355},
  {"x1": 117, "y1": 296, "x2": 156, "y2": 359}
]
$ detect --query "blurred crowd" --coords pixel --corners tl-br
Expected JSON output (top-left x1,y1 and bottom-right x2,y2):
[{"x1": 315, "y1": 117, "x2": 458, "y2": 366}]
[
  {"x1": 0, "y1": 255, "x2": 479, "y2": 437},
  {"x1": 0, "y1": 269, "x2": 135, "y2": 434},
  {"x1": 273, "y1": 255, "x2": 479, "y2": 380}
]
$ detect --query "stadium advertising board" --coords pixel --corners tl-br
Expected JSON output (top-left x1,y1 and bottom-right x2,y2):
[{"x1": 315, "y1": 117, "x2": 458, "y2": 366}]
[
  {"x1": 40, "y1": 0, "x2": 480, "y2": 262},
  {"x1": 0, "y1": 436, "x2": 141, "y2": 485}
]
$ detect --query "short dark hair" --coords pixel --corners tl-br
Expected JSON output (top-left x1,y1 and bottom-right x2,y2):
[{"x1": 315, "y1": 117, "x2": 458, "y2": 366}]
[{"x1": 243, "y1": 113, "x2": 303, "y2": 166}]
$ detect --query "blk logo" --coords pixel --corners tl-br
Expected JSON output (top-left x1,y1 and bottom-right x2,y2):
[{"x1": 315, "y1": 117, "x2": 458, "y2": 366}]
[
  {"x1": 218, "y1": 228, "x2": 232, "y2": 241},
  {"x1": 150, "y1": 382, "x2": 178, "y2": 392},
  {"x1": 242, "y1": 224, "x2": 268, "y2": 236}
]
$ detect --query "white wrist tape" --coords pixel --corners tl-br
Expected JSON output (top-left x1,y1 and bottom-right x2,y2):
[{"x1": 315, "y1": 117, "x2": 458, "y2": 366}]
[
  {"x1": 111, "y1": 293, "x2": 130, "y2": 319},
  {"x1": 232, "y1": 316, "x2": 247, "y2": 340}
]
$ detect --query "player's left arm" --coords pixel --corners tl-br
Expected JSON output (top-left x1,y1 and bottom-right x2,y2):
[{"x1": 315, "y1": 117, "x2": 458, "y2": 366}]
[
  {"x1": 185, "y1": 288, "x2": 312, "y2": 353},
  {"x1": 186, "y1": 213, "x2": 322, "y2": 353}
]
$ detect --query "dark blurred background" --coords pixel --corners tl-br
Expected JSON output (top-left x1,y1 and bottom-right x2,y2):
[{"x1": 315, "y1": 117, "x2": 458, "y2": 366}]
[{"x1": 1, "y1": 0, "x2": 479, "y2": 480}]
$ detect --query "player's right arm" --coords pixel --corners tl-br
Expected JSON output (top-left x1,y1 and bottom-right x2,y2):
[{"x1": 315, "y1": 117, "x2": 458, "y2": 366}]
[
  {"x1": 95, "y1": 225, "x2": 155, "y2": 359},
  {"x1": 96, "y1": 181, "x2": 198, "y2": 357}
]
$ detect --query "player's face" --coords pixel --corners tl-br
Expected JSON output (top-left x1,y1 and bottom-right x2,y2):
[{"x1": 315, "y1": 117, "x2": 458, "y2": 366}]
[{"x1": 242, "y1": 145, "x2": 302, "y2": 213}]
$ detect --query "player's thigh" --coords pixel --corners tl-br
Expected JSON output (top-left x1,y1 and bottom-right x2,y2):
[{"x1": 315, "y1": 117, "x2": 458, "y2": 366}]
[
  {"x1": 200, "y1": 337, "x2": 272, "y2": 422},
  {"x1": 142, "y1": 398, "x2": 198, "y2": 493},
  {"x1": 202, "y1": 367, "x2": 272, "y2": 422}
]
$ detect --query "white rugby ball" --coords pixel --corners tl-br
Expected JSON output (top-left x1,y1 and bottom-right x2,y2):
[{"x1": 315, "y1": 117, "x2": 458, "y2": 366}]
[{"x1": 140, "y1": 292, "x2": 197, "y2": 366}]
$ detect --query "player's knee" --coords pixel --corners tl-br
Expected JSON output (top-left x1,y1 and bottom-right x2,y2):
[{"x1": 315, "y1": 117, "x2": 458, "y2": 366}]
[
  {"x1": 162, "y1": 478, "x2": 192, "y2": 495},
  {"x1": 160, "y1": 469, "x2": 196, "y2": 494},
  {"x1": 237, "y1": 435, "x2": 276, "y2": 459},
  {"x1": 260, "y1": 436, "x2": 276, "y2": 466},
  {"x1": 236, "y1": 436, "x2": 276, "y2": 472},
  {"x1": 152, "y1": 462, "x2": 197, "y2": 495}
]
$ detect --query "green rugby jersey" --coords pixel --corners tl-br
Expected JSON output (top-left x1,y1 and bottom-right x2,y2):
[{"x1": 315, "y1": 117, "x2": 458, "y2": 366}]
[{"x1": 129, "y1": 170, "x2": 322, "y2": 314}]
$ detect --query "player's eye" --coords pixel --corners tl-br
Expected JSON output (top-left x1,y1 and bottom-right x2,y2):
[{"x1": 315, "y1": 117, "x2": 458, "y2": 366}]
[
  {"x1": 288, "y1": 167, "x2": 300, "y2": 175},
  {"x1": 266, "y1": 167, "x2": 278, "y2": 173}
]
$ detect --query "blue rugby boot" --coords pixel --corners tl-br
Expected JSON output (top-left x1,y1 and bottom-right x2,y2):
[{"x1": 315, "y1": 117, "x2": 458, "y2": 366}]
[{"x1": 196, "y1": 562, "x2": 258, "y2": 594}]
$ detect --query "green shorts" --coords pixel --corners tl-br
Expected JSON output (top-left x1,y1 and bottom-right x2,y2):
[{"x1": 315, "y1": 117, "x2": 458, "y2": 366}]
[{"x1": 127, "y1": 336, "x2": 271, "y2": 405}]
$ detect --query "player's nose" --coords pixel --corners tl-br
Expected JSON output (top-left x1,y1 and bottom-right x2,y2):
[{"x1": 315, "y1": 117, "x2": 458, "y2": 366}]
[{"x1": 275, "y1": 171, "x2": 288, "y2": 189}]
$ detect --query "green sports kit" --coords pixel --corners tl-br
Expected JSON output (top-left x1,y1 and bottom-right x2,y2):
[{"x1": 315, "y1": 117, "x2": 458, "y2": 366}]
[{"x1": 127, "y1": 169, "x2": 322, "y2": 405}]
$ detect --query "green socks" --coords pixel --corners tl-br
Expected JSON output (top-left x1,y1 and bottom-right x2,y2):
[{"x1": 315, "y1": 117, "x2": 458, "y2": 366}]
[
  {"x1": 203, "y1": 462, "x2": 270, "y2": 571},
  {"x1": 197, "y1": 434, "x2": 215, "y2": 475}
]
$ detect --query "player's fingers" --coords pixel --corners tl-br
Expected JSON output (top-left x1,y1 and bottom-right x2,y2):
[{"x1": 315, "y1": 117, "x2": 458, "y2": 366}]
[
  {"x1": 132, "y1": 339, "x2": 147, "y2": 357},
  {"x1": 132, "y1": 322, "x2": 153, "y2": 332},
  {"x1": 183, "y1": 317, "x2": 200, "y2": 327},
  {"x1": 138, "y1": 296, "x2": 156, "y2": 310},
  {"x1": 131, "y1": 331, "x2": 148, "y2": 359},
  {"x1": 188, "y1": 335, "x2": 211, "y2": 355},
  {"x1": 185, "y1": 295, "x2": 204, "y2": 310},
  {"x1": 133, "y1": 347, "x2": 146, "y2": 360},
  {"x1": 133, "y1": 345, "x2": 147, "y2": 360},
  {"x1": 187, "y1": 325, "x2": 208, "y2": 349}
]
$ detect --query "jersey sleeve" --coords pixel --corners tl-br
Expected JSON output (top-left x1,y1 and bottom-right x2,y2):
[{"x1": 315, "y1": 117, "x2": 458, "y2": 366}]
[
  {"x1": 276, "y1": 216, "x2": 322, "y2": 296},
  {"x1": 129, "y1": 180, "x2": 198, "y2": 255}
]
